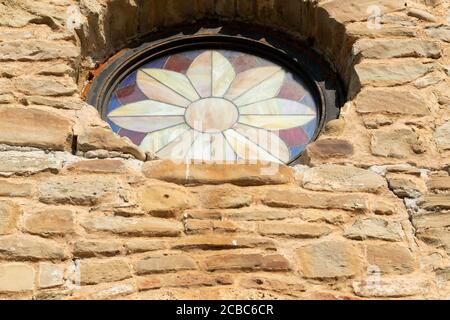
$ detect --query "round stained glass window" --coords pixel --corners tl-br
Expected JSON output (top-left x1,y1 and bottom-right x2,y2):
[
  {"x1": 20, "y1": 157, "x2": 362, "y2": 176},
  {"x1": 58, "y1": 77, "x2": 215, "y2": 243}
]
[{"x1": 87, "y1": 33, "x2": 342, "y2": 165}]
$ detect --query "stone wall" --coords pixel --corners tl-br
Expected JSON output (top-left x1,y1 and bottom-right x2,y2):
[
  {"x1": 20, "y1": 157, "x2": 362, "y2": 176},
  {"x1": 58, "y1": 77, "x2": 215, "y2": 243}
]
[{"x1": 0, "y1": 0, "x2": 449, "y2": 300}]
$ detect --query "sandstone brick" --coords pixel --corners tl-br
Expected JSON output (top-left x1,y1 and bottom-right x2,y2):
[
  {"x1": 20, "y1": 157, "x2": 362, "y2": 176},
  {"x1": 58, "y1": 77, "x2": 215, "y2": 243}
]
[
  {"x1": 142, "y1": 160, "x2": 294, "y2": 186},
  {"x1": 81, "y1": 216, "x2": 183, "y2": 237},
  {"x1": 73, "y1": 240, "x2": 123, "y2": 258},
  {"x1": 354, "y1": 39, "x2": 441, "y2": 59},
  {"x1": 0, "y1": 235, "x2": 67, "y2": 261},
  {"x1": 125, "y1": 239, "x2": 166, "y2": 254},
  {"x1": 66, "y1": 159, "x2": 127, "y2": 174},
  {"x1": 23, "y1": 209, "x2": 75, "y2": 236},
  {"x1": 203, "y1": 254, "x2": 263, "y2": 271},
  {"x1": 193, "y1": 185, "x2": 253, "y2": 209},
  {"x1": 261, "y1": 254, "x2": 290, "y2": 271},
  {"x1": 80, "y1": 259, "x2": 132, "y2": 285},
  {"x1": 413, "y1": 213, "x2": 450, "y2": 230},
  {"x1": 137, "y1": 272, "x2": 233, "y2": 291},
  {"x1": 138, "y1": 183, "x2": 191, "y2": 217},
  {"x1": 39, "y1": 263, "x2": 64, "y2": 289},
  {"x1": 239, "y1": 275, "x2": 306, "y2": 296},
  {"x1": 258, "y1": 222, "x2": 332, "y2": 238},
  {"x1": 416, "y1": 228, "x2": 450, "y2": 254},
  {"x1": 38, "y1": 176, "x2": 121, "y2": 206},
  {"x1": 344, "y1": 218, "x2": 403, "y2": 242},
  {"x1": 427, "y1": 176, "x2": 450, "y2": 191},
  {"x1": 0, "y1": 151, "x2": 64, "y2": 175},
  {"x1": 136, "y1": 255, "x2": 197, "y2": 275},
  {"x1": 426, "y1": 25, "x2": 450, "y2": 42},
  {"x1": 77, "y1": 126, "x2": 146, "y2": 161},
  {"x1": 366, "y1": 244, "x2": 415, "y2": 275},
  {"x1": 0, "y1": 106, "x2": 72, "y2": 151},
  {"x1": 0, "y1": 200, "x2": 20, "y2": 235},
  {"x1": 434, "y1": 121, "x2": 450, "y2": 151},
  {"x1": 297, "y1": 241, "x2": 362, "y2": 279},
  {"x1": 24, "y1": 96, "x2": 83, "y2": 110},
  {"x1": 388, "y1": 175, "x2": 425, "y2": 198},
  {"x1": 263, "y1": 188, "x2": 368, "y2": 212},
  {"x1": 0, "y1": 179, "x2": 33, "y2": 197},
  {"x1": 346, "y1": 22, "x2": 417, "y2": 38},
  {"x1": 419, "y1": 195, "x2": 450, "y2": 211},
  {"x1": 304, "y1": 139, "x2": 354, "y2": 160},
  {"x1": 352, "y1": 278, "x2": 429, "y2": 297},
  {"x1": 356, "y1": 89, "x2": 430, "y2": 116},
  {"x1": 14, "y1": 76, "x2": 77, "y2": 96},
  {"x1": 184, "y1": 219, "x2": 237, "y2": 234},
  {"x1": 0, "y1": 40, "x2": 79, "y2": 61},
  {"x1": 371, "y1": 128, "x2": 420, "y2": 158},
  {"x1": 0, "y1": 264, "x2": 34, "y2": 293},
  {"x1": 303, "y1": 165, "x2": 386, "y2": 193},
  {"x1": 172, "y1": 235, "x2": 275, "y2": 250}
]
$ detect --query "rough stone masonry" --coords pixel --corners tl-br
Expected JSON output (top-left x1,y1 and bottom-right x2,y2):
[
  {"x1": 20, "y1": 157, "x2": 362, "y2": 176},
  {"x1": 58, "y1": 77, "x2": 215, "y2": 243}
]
[{"x1": 0, "y1": 0, "x2": 449, "y2": 300}]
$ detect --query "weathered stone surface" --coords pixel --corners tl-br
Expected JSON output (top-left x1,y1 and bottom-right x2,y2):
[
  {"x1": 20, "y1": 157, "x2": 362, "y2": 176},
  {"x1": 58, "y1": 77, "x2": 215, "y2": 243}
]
[
  {"x1": 0, "y1": 151, "x2": 65, "y2": 176},
  {"x1": 356, "y1": 89, "x2": 430, "y2": 116},
  {"x1": 0, "y1": 264, "x2": 34, "y2": 293},
  {"x1": 14, "y1": 76, "x2": 77, "y2": 96},
  {"x1": 407, "y1": 8, "x2": 437, "y2": 22},
  {"x1": 203, "y1": 254, "x2": 263, "y2": 271},
  {"x1": 0, "y1": 235, "x2": 67, "y2": 261},
  {"x1": 416, "y1": 228, "x2": 450, "y2": 254},
  {"x1": 81, "y1": 216, "x2": 183, "y2": 237},
  {"x1": 39, "y1": 263, "x2": 64, "y2": 289},
  {"x1": 434, "y1": 121, "x2": 450, "y2": 151},
  {"x1": 344, "y1": 218, "x2": 403, "y2": 242},
  {"x1": 354, "y1": 39, "x2": 440, "y2": 59},
  {"x1": 23, "y1": 209, "x2": 75, "y2": 236},
  {"x1": 137, "y1": 272, "x2": 233, "y2": 291},
  {"x1": 388, "y1": 175, "x2": 424, "y2": 198},
  {"x1": 138, "y1": 183, "x2": 191, "y2": 217},
  {"x1": 426, "y1": 25, "x2": 450, "y2": 42},
  {"x1": 184, "y1": 219, "x2": 237, "y2": 234},
  {"x1": 303, "y1": 165, "x2": 386, "y2": 193},
  {"x1": 371, "y1": 128, "x2": 420, "y2": 158},
  {"x1": 38, "y1": 176, "x2": 121, "y2": 206},
  {"x1": 77, "y1": 126, "x2": 146, "y2": 161},
  {"x1": 419, "y1": 195, "x2": 450, "y2": 211},
  {"x1": 263, "y1": 188, "x2": 368, "y2": 212},
  {"x1": 66, "y1": 159, "x2": 126, "y2": 174},
  {"x1": 0, "y1": 41, "x2": 79, "y2": 61},
  {"x1": 193, "y1": 185, "x2": 253, "y2": 209},
  {"x1": 353, "y1": 278, "x2": 429, "y2": 297},
  {"x1": 73, "y1": 240, "x2": 123, "y2": 258},
  {"x1": 0, "y1": 180, "x2": 33, "y2": 197},
  {"x1": 297, "y1": 241, "x2": 362, "y2": 279},
  {"x1": 0, "y1": 201, "x2": 20, "y2": 235},
  {"x1": 0, "y1": 106, "x2": 72, "y2": 151},
  {"x1": 427, "y1": 176, "x2": 450, "y2": 191},
  {"x1": 413, "y1": 213, "x2": 450, "y2": 230},
  {"x1": 346, "y1": 22, "x2": 417, "y2": 38},
  {"x1": 304, "y1": 139, "x2": 354, "y2": 159},
  {"x1": 240, "y1": 275, "x2": 306, "y2": 296},
  {"x1": 258, "y1": 222, "x2": 332, "y2": 238},
  {"x1": 136, "y1": 255, "x2": 197, "y2": 275},
  {"x1": 354, "y1": 61, "x2": 433, "y2": 87},
  {"x1": 24, "y1": 96, "x2": 83, "y2": 110},
  {"x1": 172, "y1": 235, "x2": 275, "y2": 250},
  {"x1": 142, "y1": 160, "x2": 294, "y2": 186},
  {"x1": 125, "y1": 239, "x2": 166, "y2": 254},
  {"x1": 80, "y1": 259, "x2": 132, "y2": 285},
  {"x1": 366, "y1": 244, "x2": 415, "y2": 275}
]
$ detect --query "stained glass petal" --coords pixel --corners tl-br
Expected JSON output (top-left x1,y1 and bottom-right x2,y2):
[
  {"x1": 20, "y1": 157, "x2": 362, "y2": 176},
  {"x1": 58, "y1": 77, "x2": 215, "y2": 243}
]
[
  {"x1": 239, "y1": 98, "x2": 316, "y2": 115},
  {"x1": 239, "y1": 115, "x2": 316, "y2": 131},
  {"x1": 157, "y1": 129, "x2": 199, "y2": 160},
  {"x1": 187, "y1": 133, "x2": 212, "y2": 162},
  {"x1": 139, "y1": 123, "x2": 190, "y2": 154},
  {"x1": 223, "y1": 129, "x2": 282, "y2": 164},
  {"x1": 212, "y1": 51, "x2": 236, "y2": 97},
  {"x1": 136, "y1": 70, "x2": 191, "y2": 107},
  {"x1": 186, "y1": 51, "x2": 212, "y2": 97},
  {"x1": 108, "y1": 116, "x2": 185, "y2": 133},
  {"x1": 234, "y1": 123, "x2": 290, "y2": 163},
  {"x1": 233, "y1": 70, "x2": 285, "y2": 106},
  {"x1": 108, "y1": 101, "x2": 186, "y2": 118}
]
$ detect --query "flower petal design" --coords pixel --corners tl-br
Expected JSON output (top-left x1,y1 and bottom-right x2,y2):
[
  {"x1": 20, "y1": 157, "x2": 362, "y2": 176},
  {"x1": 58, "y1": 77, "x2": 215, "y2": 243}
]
[
  {"x1": 140, "y1": 123, "x2": 190, "y2": 154},
  {"x1": 186, "y1": 133, "x2": 237, "y2": 162},
  {"x1": 212, "y1": 51, "x2": 236, "y2": 97},
  {"x1": 108, "y1": 101, "x2": 186, "y2": 118},
  {"x1": 239, "y1": 98, "x2": 316, "y2": 115},
  {"x1": 239, "y1": 115, "x2": 316, "y2": 131},
  {"x1": 224, "y1": 66, "x2": 282, "y2": 102},
  {"x1": 136, "y1": 70, "x2": 191, "y2": 107},
  {"x1": 108, "y1": 116, "x2": 185, "y2": 133},
  {"x1": 186, "y1": 51, "x2": 212, "y2": 97},
  {"x1": 233, "y1": 123, "x2": 290, "y2": 163},
  {"x1": 157, "y1": 129, "x2": 199, "y2": 160},
  {"x1": 223, "y1": 129, "x2": 282, "y2": 164}
]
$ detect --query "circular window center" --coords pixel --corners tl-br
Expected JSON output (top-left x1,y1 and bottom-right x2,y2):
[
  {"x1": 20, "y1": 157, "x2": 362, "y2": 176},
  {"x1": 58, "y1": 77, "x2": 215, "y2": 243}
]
[{"x1": 185, "y1": 98, "x2": 238, "y2": 133}]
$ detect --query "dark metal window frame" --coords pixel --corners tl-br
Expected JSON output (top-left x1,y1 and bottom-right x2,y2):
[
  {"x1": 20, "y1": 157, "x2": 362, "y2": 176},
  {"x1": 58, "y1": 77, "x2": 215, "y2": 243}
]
[{"x1": 87, "y1": 27, "x2": 344, "y2": 165}]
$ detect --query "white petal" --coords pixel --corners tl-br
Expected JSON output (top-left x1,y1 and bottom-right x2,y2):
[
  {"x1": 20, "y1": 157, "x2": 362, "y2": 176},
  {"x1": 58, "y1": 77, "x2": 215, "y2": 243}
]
[
  {"x1": 108, "y1": 101, "x2": 186, "y2": 118},
  {"x1": 239, "y1": 98, "x2": 316, "y2": 115},
  {"x1": 157, "y1": 129, "x2": 199, "y2": 160},
  {"x1": 140, "y1": 123, "x2": 190, "y2": 154},
  {"x1": 239, "y1": 115, "x2": 316, "y2": 130},
  {"x1": 186, "y1": 51, "x2": 212, "y2": 98},
  {"x1": 108, "y1": 116, "x2": 185, "y2": 133},
  {"x1": 212, "y1": 51, "x2": 236, "y2": 97}
]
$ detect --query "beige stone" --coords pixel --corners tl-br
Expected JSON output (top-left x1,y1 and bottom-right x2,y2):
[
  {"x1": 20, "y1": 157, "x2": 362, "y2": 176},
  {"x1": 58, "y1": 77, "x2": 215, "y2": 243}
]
[
  {"x1": 388, "y1": 175, "x2": 425, "y2": 199},
  {"x1": 39, "y1": 263, "x2": 64, "y2": 289},
  {"x1": 23, "y1": 209, "x2": 75, "y2": 236},
  {"x1": 137, "y1": 272, "x2": 233, "y2": 291},
  {"x1": 417, "y1": 228, "x2": 450, "y2": 254},
  {"x1": 344, "y1": 218, "x2": 404, "y2": 242},
  {"x1": 0, "y1": 106, "x2": 72, "y2": 151},
  {"x1": 138, "y1": 183, "x2": 191, "y2": 217},
  {"x1": 304, "y1": 139, "x2": 354, "y2": 160},
  {"x1": 0, "y1": 264, "x2": 34, "y2": 293},
  {"x1": 66, "y1": 159, "x2": 126, "y2": 174},
  {"x1": 426, "y1": 25, "x2": 450, "y2": 42},
  {"x1": 14, "y1": 76, "x2": 77, "y2": 96},
  {"x1": 203, "y1": 253, "x2": 263, "y2": 272},
  {"x1": 80, "y1": 259, "x2": 132, "y2": 285},
  {"x1": 136, "y1": 255, "x2": 197, "y2": 275},
  {"x1": 125, "y1": 239, "x2": 166, "y2": 254},
  {"x1": 354, "y1": 39, "x2": 440, "y2": 59},
  {"x1": 366, "y1": 244, "x2": 415, "y2": 275},
  {"x1": 142, "y1": 160, "x2": 294, "y2": 186},
  {"x1": 371, "y1": 128, "x2": 420, "y2": 158},
  {"x1": 434, "y1": 121, "x2": 450, "y2": 151},
  {"x1": 0, "y1": 179, "x2": 33, "y2": 197},
  {"x1": 413, "y1": 213, "x2": 450, "y2": 230},
  {"x1": 258, "y1": 222, "x2": 332, "y2": 238},
  {"x1": 73, "y1": 240, "x2": 123, "y2": 258},
  {"x1": 297, "y1": 241, "x2": 362, "y2": 279},
  {"x1": 427, "y1": 177, "x2": 450, "y2": 191},
  {"x1": 419, "y1": 195, "x2": 450, "y2": 211},
  {"x1": 0, "y1": 201, "x2": 20, "y2": 235},
  {"x1": 0, "y1": 151, "x2": 64, "y2": 175},
  {"x1": 0, "y1": 40, "x2": 79, "y2": 61},
  {"x1": 193, "y1": 185, "x2": 253, "y2": 209},
  {"x1": 172, "y1": 235, "x2": 275, "y2": 250},
  {"x1": 0, "y1": 235, "x2": 67, "y2": 261},
  {"x1": 81, "y1": 216, "x2": 183, "y2": 237},
  {"x1": 303, "y1": 165, "x2": 386, "y2": 193},
  {"x1": 353, "y1": 278, "x2": 429, "y2": 297}
]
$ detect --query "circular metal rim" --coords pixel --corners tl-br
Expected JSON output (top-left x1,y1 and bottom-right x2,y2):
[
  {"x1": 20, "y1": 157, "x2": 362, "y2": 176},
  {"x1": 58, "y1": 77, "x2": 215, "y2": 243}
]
[{"x1": 87, "y1": 33, "x2": 342, "y2": 166}]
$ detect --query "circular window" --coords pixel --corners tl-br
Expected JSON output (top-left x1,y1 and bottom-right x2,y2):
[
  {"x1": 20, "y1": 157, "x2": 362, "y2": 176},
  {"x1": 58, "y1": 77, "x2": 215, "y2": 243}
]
[{"x1": 87, "y1": 32, "x2": 343, "y2": 165}]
